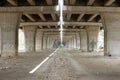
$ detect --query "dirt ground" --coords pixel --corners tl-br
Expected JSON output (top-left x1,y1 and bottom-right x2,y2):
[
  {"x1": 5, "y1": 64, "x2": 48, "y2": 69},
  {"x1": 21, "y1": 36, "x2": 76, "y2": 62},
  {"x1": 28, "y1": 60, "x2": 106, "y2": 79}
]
[{"x1": 0, "y1": 48, "x2": 120, "y2": 80}]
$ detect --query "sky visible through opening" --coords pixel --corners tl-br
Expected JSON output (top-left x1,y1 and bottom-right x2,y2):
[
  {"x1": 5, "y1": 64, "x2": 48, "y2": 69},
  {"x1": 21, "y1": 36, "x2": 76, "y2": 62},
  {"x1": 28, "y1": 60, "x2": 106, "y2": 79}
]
[{"x1": 59, "y1": 0, "x2": 64, "y2": 45}]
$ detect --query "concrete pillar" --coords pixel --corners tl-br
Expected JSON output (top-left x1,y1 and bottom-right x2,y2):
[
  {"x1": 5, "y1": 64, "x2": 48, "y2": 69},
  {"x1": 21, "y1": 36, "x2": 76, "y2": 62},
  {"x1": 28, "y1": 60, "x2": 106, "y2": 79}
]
[
  {"x1": 47, "y1": 37, "x2": 50, "y2": 49},
  {"x1": 76, "y1": 32, "x2": 80, "y2": 49},
  {"x1": 80, "y1": 31, "x2": 87, "y2": 52},
  {"x1": 86, "y1": 26, "x2": 100, "y2": 52},
  {"x1": 102, "y1": 13, "x2": 120, "y2": 56},
  {"x1": 0, "y1": 27, "x2": 1, "y2": 56},
  {"x1": 0, "y1": 13, "x2": 21, "y2": 57},
  {"x1": 24, "y1": 26, "x2": 37, "y2": 52},
  {"x1": 73, "y1": 36, "x2": 76, "y2": 48},
  {"x1": 49, "y1": 37, "x2": 52, "y2": 48},
  {"x1": 36, "y1": 30, "x2": 43, "y2": 52},
  {"x1": 43, "y1": 35, "x2": 48, "y2": 50}
]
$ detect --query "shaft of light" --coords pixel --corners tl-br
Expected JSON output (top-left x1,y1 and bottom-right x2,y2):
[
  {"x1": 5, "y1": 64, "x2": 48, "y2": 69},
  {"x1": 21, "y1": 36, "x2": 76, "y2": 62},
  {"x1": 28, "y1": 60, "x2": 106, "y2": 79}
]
[{"x1": 59, "y1": 0, "x2": 63, "y2": 45}]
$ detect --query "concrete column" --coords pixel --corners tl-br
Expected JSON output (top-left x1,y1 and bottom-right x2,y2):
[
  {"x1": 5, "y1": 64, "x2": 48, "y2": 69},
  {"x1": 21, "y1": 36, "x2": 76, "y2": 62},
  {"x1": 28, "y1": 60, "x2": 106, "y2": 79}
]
[
  {"x1": 47, "y1": 37, "x2": 50, "y2": 49},
  {"x1": 73, "y1": 36, "x2": 76, "y2": 48},
  {"x1": 0, "y1": 27, "x2": 1, "y2": 56},
  {"x1": 80, "y1": 31, "x2": 87, "y2": 52},
  {"x1": 102, "y1": 13, "x2": 120, "y2": 56},
  {"x1": 86, "y1": 26, "x2": 100, "y2": 52},
  {"x1": 0, "y1": 13, "x2": 21, "y2": 57},
  {"x1": 72, "y1": 38, "x2": 74, "y2": 48},
  {"x1": 49, "y1": 37, "x2": 52, "y2": 48},
  {"x1": 76, "y1": 32, "x2": 80, "y2": 49},
  {"x1": 36, "y1": 30, "x2": 43, "y2": 52},
  {"x1": 69, "y1": 39, "x2": 73, "y2": 48},
  {"x1": 43, "y1": 35, "x2": 48, "y2": 50},
  {"x1": 24, "y1": 26, "x2": 37, "y2": 52}
]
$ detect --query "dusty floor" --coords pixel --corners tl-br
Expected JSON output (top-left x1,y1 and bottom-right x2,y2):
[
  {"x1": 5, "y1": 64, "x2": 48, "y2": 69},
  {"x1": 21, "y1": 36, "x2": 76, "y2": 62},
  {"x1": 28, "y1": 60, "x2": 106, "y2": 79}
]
[{"x1": 0, "y1": 49, "x2": 120, "y2": 80}]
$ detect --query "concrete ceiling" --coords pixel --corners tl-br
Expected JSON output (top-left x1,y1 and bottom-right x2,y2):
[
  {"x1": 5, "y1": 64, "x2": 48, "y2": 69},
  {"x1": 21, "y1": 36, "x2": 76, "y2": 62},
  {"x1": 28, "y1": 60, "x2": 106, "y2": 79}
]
[{"x1": 1, "y1": 0, "x2": 118, "y2": 29}]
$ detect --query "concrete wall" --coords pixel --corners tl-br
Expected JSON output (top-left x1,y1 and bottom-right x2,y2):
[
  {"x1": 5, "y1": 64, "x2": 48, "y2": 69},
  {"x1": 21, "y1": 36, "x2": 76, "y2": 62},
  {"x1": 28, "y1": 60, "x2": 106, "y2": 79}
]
[
  {"x1": 86, "y1": 26, "x2": 100, "y2": 52},
  {"x1": 24, "y1": 26, "x2": 37, "y2": 52},
  {"x1": 0, "y1": 13, "x2": 21, "y2": 57},
  {"x1": 102, "y1": 13, "x2": 120, "y2": 56}
]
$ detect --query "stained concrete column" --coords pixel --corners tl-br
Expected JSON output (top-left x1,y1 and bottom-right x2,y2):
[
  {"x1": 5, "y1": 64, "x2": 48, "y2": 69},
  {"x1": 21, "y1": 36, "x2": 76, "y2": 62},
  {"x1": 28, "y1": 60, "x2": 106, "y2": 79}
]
[
  {"x1": 36, "y1": 30, "x2": 43, "y2": 52},
  {"x1": 76, "y1": 32, "x2": 80, "y2": 49},
  {"x1": 43, "y1": 35, "x2": 48, "y2": 50},
  {"x1": 86, "y1": 26, "x2": 100, "y2": 52},
  {"x1": 80, "y1": 31, "x2": 87, "y2": 52},
  {"x1": 47, "y1": 37, "x2": 50, "y2": 49},
  {"x1": 49, "y1": 37, "x2": 52, "y2": 48},
  {"x1": 0, "y1": 13, "x2": 21, "y2": 57},
  {"x1": 102, "y1": 13, "x2": 120, "y2": 56},
  {"x1": 24, "y1": 26, "x2": 37, "y2": 52},
  {"x1": 73, "y1": 36, "x2": 76, "y2": 48}
]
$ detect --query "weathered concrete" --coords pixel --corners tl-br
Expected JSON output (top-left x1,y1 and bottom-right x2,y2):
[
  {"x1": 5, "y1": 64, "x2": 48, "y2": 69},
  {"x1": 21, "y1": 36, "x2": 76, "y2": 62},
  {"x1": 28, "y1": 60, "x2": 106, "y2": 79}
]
[
  {"x1": 36, "y1": 30, "x2": 43, "y2": 52},
  {"x1": 24, "y1": 26, "x2": 37, "y2": 52},
  {"x1": 76, "y1": 32, "x2": 80, "y2": 49},
  {"x1": 80, "y1": 31, "x2": 88, "y2": 51},
  {"x1": 47, "y1": 37, "x2": 50, "y2": 49},
  {"x1": 86, "y1": 26, "x2": 100, "y2": 52},
  {"x1": 0, "y1": 13, "x2": 21, "y2": 57},
  {"x1": 43, "y1": 35, "x2": 48, "y2": 50},
  {"x1": 0, "y1": 27, "x2": 1, "y2": 55},
  {"x1": 102, "y1": 13, "x2": 120, "y2": 56},
  {"x1": 73, "y1": 36, "x2": 77, "y2": 48}
]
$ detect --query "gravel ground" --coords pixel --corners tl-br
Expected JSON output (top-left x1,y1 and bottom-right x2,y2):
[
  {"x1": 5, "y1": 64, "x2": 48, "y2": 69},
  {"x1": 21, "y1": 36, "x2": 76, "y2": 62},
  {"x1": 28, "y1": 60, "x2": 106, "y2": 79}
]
[{"x1": 0, "y1": 48, "x2": 120, "y2": 80}]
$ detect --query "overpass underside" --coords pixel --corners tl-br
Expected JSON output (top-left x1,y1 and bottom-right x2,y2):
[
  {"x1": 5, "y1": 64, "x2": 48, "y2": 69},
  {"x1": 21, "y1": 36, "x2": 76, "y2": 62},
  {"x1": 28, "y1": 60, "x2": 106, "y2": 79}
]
[
  {"x1": 1, "y1": 0, "x2": 120, "y2": 80},
  {"x1": 0, "y1": 0, "x2": 119, "y2": 57}
]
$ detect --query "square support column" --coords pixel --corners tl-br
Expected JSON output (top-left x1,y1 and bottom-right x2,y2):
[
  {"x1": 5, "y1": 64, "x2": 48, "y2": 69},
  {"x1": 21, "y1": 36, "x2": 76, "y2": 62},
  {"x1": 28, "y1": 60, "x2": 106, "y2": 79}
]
[
  {"x1": 76, "y1": 32, "x2": 80, "y2": 49},
  {"x1": 86, "y1": 26, "x2": 100, "y2": 52},
  {"x1": 24, "y1": 26, "x2": 37, "y2": 52},
  {"x1": 43, "y1": 35, "x2": 48, "y2": 50},
  {"x1": 0, "y1": 13, "x2": 21, "y2": 57},
  {"x1": 36, "y1": 30, "x2": 43, "y2": 52},
  {"x1": 80, "y1": 31, "x2": 88, "y2": 52},
  {"x1": 102, "y1": 13, "x2": 120, "y2": 56}
]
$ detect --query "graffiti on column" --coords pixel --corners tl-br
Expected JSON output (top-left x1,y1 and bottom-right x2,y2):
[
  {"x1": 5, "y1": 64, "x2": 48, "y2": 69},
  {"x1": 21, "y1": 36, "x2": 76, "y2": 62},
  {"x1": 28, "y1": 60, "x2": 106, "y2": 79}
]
[{"x1": 90, "y1": 39, "x2": 97, "y2": 52}]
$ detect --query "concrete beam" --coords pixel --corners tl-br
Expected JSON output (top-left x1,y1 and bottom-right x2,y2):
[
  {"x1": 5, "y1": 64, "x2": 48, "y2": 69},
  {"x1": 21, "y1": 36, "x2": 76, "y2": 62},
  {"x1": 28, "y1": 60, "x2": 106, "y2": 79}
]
[
  {"x1": 47, "y1": 25, "x2": 51, "y2": 28},
  {"x1": 73, "y1": 25, "x2": 76, "y2": 28},
  {"x1": 20, "y1": 22, "x2": 102, "y2": 26},
  {"x1": 65, "y1": 0, "x2": 69, "y2": 4},
  {"x1": 37, "y1": 29, "x2": 86, "y2": 32},
  {"x1": 46, "y1": 0, "x2": 52, "y2": 5},
  {"x1": 1, "y1": 6, "x2": 120, "y2": 13},
  {"x1": 38, "y1": 25, "x2": 43, "y2": 28},
  {"x1": 70, "y1": 0, "x2": 76, "y2": 5},
  {"x1": 67, "y1": 13, "x2": 72, "y2": 21},
  {"x1": 51, "y1": 13, "x2": 57, "y2": 21},
  {"x1": 77, "y1": 13, "x2": 84, "y2": 21},
  {"x1": 64, "y1": 22, "x2": 102, "y2": 26},
  {"x1": 20, "y1": 22, "x2": 59, "y2": 26},
  {"x1": 38, "y1": 13, "x2": 46, "y2": 21},
  {"x1": 27, "y1": 0, "x2": 35, "y2": 6},
  {"x1": 87, "y1": 0, "x2": 95, "y2": 6},
  {"x1": 105, "y1": 0, "x2": 115, "y2": 6},
  {"x1": 24, "y1": 14, "x2": 35, "y2": 22},
  {"x1": 0, "y1": 6, "x2": 57, "y2": 13},
  {"x1": 98, "y1": 19, "x2": 102, "y2": 22},
  {"x1": 88, "y1": 14, "x2": 98, "y2": 22},
  {"x1": 7, "y1": 0, "x2": 17, "y2": 6},
  {"x1": 64, "y1": 6, "x2": 120, "y2": 13}
]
